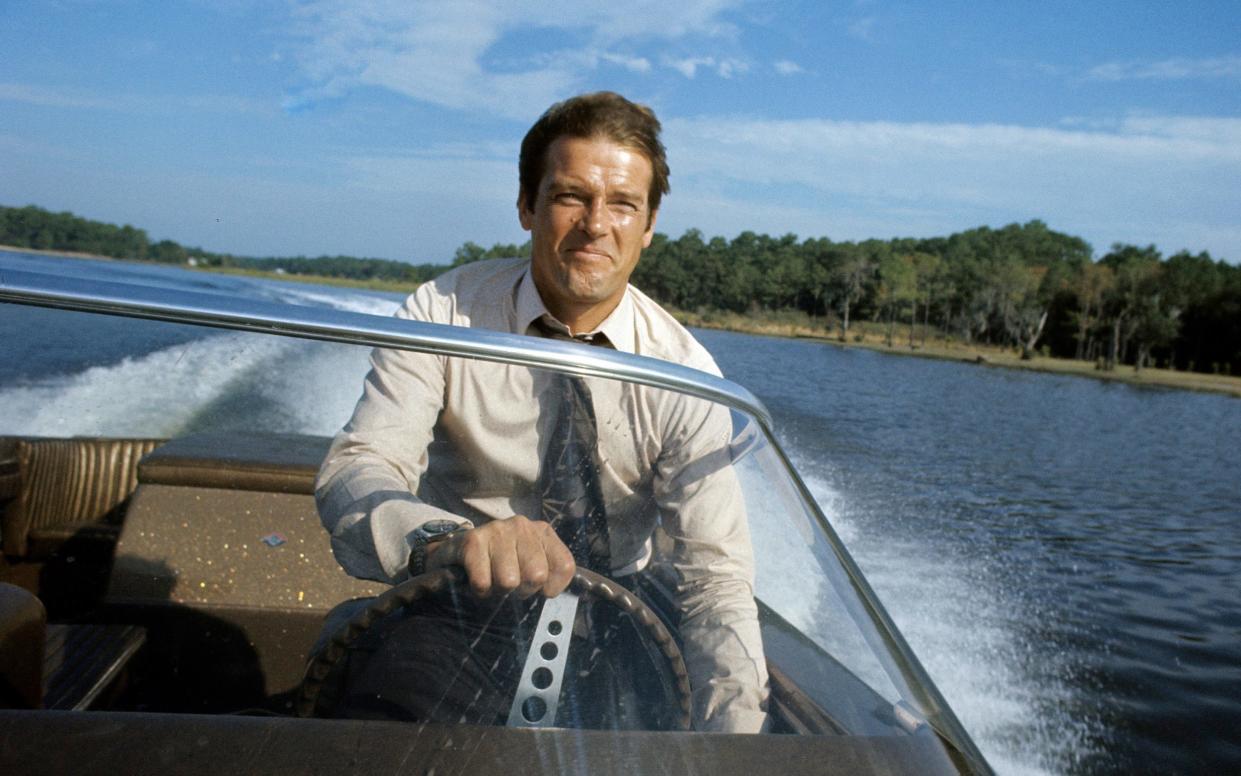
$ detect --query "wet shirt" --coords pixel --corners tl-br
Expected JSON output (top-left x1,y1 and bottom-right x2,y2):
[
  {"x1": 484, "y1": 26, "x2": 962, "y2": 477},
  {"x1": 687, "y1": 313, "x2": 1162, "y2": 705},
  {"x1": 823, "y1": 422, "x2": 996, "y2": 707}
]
[{"x1": 316, "y1": 257, "x2": 768, "y2": 733}]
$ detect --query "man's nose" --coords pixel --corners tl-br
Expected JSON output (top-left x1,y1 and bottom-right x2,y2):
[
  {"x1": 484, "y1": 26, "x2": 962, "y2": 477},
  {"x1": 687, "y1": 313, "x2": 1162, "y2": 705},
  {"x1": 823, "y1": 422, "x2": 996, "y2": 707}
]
[{"x1": 578, "y1": 199, "x2": 610, "y2": 237}]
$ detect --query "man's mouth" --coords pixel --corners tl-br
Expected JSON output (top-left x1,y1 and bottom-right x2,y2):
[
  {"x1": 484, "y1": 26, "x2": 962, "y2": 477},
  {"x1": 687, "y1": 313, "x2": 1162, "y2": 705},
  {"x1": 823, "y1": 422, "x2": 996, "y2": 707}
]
[{"x1": 566, "y1": 247, "x2": 610, "y2": 262}]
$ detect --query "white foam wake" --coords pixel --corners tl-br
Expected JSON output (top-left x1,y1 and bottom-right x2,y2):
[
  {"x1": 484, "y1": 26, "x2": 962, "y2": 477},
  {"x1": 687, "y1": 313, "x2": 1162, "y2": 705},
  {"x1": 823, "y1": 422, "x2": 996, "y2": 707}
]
[
  {"x1": 0, "y1": 332, "x2": 290, "y2": 437},
  {"x1": 0, "y1": 278, "x2": 400, "y2": 438},
  {"x1": 0, "y1": 331, "x2": 375, "y2": 439},
  {"x1": 253, "y1": 338, "x2": 375, "y2": 435},
  {"x1": 263, "y1": 284, "x2": 404, "y2": 317},
  {"x1": 785, "y1": 448, "x2": 1088, "y2": 776}
]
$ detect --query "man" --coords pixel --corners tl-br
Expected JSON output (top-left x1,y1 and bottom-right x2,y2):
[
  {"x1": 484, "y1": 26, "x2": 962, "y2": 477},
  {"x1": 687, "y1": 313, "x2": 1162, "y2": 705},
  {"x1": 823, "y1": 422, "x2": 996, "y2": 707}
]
[{"x1": 316, "y1": 92, "x2": 768, "y2": 733}]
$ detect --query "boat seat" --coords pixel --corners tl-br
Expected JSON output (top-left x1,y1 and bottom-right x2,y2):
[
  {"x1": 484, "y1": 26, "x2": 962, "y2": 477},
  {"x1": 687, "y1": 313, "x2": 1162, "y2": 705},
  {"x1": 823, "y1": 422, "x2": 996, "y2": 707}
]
[
  {"x1": 0, "y1": 438, "x2": 19, "y2": 502},
  {"x1": 0, "y1": 582, "x2": 44, "y2": 708},
  {"x1": 136, "y1": 432, "x2": 330, "y2": 494},
  {"x1": 1, "y1": 437, "x2": 163, "y2": 560},
  {"x1": 43, "y1": 622, "x2": 146, "y2": 710},
  {"x1": 106, "y1": 433, "x2": 380, "y2": 701},
  {"x1": 0, "y1": 582, "x2": 145, "y2": 710}
]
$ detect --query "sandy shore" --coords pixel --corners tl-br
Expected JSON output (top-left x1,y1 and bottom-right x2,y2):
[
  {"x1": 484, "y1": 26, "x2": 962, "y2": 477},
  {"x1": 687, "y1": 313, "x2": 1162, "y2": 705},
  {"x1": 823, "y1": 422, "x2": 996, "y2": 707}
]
[{"x1": 196, "y1": 265, "x2": 419, "y2": 293}]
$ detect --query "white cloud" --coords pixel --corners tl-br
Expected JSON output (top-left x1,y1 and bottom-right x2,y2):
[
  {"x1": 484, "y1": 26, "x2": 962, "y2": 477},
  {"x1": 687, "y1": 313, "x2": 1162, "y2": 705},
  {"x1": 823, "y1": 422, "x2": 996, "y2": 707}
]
[
  {"x1": 572, "y1": 0, "x2": 743, "y2": 41},
  {"x1": 1118, "y1": 115, "x2": 1241, "y2": 144},
  {"x1": 716, "y1": 58, "x2": 748, "y2": 78},
  {"x1": 0, "y1": 132, "x2": 92, "y2": 163},
  {"x1": 667, "y1": 115, "x2": 1241, "y2": 185},
  {"x1": 666, "y1": 56, "x2": 714, "y2": 79},
  {"x1": 1086, "y1": 55, "x2": 1241, "y2": 82},
  {"x1": 286, "y1": 0, "x2": 744, "y2": 117},
  {"x1": 663, "y1": 55, "x2": 748, "y2": 79},
  {"x1": 0, "y1": 137, "x2": 526, "y2": 262},
  {"x1": 0, "y1": 81, "x2": 272, "y2": 116},
  {"x1": 660, "y1": 114, "x2": 1241, "y2": 258},
  {"x1": 0, "y1": 83, "x2": 113, "y2": 110},
  {"x1": 847, "y1": 16, "x2": 877, "y2": 42},
  {"x1": 599, "y1": 52, "x2": 653, "y2": 74},
  {"x1": 342, "y1": 151, "x2": 514, "y2": 202},
  {"x1": 774, "y1": 60, "x2": 803, "y2": 76}
]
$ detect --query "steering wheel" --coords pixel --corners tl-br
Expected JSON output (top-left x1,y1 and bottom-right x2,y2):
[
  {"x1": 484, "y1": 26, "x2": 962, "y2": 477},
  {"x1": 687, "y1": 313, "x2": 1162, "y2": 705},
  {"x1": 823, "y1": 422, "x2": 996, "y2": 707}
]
[{"x1": 295, "y1": 566, "x2": 692, "y2": 730}]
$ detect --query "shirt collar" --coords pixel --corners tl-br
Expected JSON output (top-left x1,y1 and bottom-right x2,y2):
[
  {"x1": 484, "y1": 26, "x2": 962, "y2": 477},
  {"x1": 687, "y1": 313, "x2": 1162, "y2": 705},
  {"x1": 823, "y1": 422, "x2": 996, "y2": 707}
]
[{"x1": 513, "y1": 264, "x2": 636, "y2": 353}]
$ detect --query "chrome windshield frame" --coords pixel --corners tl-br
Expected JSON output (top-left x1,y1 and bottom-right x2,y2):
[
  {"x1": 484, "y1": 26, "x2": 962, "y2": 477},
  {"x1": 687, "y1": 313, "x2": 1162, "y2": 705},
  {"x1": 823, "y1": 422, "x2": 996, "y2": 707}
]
[
  {"x1": 0, "y1": 266, "x2": 991, "y2": 772},
  {"x1": 0, "y1": 267, "x2": 771, "y2": 427}
]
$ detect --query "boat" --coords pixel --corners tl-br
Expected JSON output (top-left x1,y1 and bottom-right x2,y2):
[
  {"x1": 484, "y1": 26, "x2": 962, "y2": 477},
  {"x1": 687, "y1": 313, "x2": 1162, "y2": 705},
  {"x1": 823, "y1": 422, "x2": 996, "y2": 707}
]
[{"x1": 0, "y1": 267, "x2": 993, "y2": 774}]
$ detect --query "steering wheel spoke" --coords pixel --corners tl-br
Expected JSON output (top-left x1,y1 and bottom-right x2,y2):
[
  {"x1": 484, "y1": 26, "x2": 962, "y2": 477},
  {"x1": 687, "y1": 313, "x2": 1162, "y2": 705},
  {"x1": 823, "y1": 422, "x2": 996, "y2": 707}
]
[{"x1": 506, "y1": 590, "x2": 580, "y2": 727}]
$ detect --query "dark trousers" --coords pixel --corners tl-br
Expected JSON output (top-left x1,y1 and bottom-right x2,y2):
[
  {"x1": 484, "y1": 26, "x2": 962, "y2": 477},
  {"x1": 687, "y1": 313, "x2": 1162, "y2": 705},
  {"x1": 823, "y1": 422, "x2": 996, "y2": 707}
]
[{"x1": 318, "y1": 583, "x2": 676, "y2": 730}]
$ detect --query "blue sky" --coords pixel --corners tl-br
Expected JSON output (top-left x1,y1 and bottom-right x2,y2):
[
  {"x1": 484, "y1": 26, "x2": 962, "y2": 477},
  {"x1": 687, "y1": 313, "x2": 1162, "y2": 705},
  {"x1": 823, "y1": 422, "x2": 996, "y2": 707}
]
[{"x1": 2, "y1": 1, "x2": 1239, "y2": 264}]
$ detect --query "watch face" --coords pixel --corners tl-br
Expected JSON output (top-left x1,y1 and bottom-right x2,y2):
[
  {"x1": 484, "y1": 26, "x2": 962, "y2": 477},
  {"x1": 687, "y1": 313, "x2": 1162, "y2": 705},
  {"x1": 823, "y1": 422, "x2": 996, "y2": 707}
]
[{"x1": 422, "y1": 519, "x2": 460, "y2": 536}]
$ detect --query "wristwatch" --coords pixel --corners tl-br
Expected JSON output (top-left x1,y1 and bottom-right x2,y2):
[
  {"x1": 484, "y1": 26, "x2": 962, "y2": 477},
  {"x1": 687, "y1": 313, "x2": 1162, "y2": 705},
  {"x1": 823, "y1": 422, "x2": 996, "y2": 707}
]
[{"x1": 408, "y1": 519, "x2": 469, "y2": 578}]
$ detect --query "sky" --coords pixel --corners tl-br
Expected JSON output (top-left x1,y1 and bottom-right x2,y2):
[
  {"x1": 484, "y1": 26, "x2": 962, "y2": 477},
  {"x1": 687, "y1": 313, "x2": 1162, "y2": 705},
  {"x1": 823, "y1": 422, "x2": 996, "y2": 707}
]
[{"x1": 2, "y1": 0, "x2": 1239, "y2": 265}]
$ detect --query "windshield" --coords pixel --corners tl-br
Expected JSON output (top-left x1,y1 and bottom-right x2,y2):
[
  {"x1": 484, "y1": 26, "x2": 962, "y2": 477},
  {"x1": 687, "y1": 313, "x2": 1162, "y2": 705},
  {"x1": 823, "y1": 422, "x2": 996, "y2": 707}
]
[{"x1": 0, "y1": 258, "x2": 989, "y2": 774}]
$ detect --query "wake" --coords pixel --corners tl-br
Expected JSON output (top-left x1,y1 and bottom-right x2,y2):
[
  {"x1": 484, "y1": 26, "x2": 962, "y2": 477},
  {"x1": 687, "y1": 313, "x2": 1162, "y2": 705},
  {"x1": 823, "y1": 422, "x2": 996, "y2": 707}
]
[
  {"x1": 784, "y1": 448, "x2": 1093, "y2": 776},
  {"x1": 0, "y1": 285, "x2": 399, "y2": 438}
]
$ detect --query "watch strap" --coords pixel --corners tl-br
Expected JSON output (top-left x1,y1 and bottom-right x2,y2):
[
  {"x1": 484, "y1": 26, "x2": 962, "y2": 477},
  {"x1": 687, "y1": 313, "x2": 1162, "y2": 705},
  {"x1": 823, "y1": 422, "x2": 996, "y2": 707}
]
[{"x1": 408, "y1": 522, "x2": 468, "y2": 578}]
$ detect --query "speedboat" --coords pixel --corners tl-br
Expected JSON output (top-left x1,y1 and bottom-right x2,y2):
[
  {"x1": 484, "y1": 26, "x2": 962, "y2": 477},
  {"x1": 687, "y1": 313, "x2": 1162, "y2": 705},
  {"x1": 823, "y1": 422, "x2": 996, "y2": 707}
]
[{"x1": 0, "y1": 267, "x2": 993, "y2": 774}]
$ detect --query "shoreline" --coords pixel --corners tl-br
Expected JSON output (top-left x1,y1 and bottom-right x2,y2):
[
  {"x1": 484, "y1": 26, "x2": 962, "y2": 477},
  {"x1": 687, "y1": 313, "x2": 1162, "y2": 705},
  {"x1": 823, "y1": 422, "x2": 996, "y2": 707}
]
[
  {"x1": 0, "y1": 244, "x2": 420, "y2": 294},
  {"x1": 672, "y1": 310, "x2": 1241, "y2": 400},
  {"x1": 5, "y1": 245, "x2": 1238, "y2": 399},
  {"x1": 192, "y1": 265, "x2": 419, "y2": 293},
  {"x1": 1, "y1": 243, "x2": 121, "y2": 262}
]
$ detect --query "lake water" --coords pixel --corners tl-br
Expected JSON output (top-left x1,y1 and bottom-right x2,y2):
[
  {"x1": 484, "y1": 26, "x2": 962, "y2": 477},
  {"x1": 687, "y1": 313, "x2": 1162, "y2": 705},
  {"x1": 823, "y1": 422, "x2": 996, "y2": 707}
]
[{"x1": 3, "y1": 250, "x2": 1239, "y2": 775}]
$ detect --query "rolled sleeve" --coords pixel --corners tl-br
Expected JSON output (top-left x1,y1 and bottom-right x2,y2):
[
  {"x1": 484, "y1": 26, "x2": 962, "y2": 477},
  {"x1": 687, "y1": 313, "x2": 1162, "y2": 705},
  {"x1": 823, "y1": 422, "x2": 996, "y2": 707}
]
[{"x1": 315, "y1": 294, "x2": 472, "y2": 584}]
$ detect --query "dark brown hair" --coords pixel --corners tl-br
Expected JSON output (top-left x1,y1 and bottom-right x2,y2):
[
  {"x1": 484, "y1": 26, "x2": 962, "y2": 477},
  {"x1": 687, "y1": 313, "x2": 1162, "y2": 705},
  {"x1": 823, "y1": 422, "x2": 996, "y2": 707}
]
[{"x1": 518, "y1": 91, "x2": 670, "y2": 215}]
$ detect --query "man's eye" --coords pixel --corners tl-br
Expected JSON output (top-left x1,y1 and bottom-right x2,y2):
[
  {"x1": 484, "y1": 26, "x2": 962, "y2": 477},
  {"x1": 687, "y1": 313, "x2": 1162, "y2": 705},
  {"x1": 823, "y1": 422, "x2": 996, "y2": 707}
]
[{"x1": 555, "y1": 193, "x2": 585, "y2": 205}]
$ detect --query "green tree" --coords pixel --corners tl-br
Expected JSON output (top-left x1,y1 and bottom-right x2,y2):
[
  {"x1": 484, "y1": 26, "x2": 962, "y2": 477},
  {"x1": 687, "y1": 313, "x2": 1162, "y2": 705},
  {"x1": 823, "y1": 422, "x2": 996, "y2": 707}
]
[
  {"x1": 832, "y1": 244, "x2": 877, "y2": 341},
  {"x1": 1069, "y1": 262, "x2": 1114, "y2": 361},
  {"x1": 875, "y1": 251, "x2": 917, "y2": 346},
  {"x1": 452, "y1": 241, "x2": 486, "y2": 266},
  {"x1": 1099, "y1": 244, "x2": 1163, "y2": 370}
]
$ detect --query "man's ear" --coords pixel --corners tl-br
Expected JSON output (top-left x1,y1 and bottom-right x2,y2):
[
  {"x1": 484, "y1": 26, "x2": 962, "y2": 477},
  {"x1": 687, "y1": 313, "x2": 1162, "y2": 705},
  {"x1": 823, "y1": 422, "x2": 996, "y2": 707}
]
[
  {"x1": 517, "y1": 191, "x2": 534, "y2": 231},
  {"x1": 642, "y1": 208, "x2": 659, "y2": 248}
]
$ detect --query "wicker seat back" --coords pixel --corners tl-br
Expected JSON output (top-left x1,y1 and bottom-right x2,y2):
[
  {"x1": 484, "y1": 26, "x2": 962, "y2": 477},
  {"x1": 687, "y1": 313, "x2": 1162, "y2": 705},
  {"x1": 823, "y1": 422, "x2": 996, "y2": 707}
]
[{"x1": 2, "y1": 438, "x2": 163, "y2": 558}]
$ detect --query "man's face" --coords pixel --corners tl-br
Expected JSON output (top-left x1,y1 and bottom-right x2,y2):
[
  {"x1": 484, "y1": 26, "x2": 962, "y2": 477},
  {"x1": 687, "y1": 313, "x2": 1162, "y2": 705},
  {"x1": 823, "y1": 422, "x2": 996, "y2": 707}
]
[{"x1": 520, "y1": 135, "x2": 657, "y2": 331}]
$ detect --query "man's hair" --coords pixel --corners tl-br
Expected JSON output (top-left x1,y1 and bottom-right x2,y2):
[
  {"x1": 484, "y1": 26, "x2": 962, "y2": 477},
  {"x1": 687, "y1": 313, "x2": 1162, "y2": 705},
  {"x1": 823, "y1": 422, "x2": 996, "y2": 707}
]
[{"x1": 519, "y1": 91, "x2": 670, "y2": 215}]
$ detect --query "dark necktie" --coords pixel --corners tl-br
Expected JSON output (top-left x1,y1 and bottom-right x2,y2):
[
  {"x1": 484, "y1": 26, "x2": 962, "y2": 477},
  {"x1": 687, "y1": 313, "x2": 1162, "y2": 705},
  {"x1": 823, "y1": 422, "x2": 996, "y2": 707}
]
[{"x1": 532, "y1": 320, "x2": 612, "y2": 574}]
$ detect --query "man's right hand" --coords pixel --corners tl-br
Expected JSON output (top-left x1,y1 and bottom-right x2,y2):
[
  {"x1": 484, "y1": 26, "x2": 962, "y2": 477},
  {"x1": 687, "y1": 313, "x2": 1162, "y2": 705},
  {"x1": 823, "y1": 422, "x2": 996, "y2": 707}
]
[{"x1": 424, "y1": 515, "x2": 576, "y2": 599}]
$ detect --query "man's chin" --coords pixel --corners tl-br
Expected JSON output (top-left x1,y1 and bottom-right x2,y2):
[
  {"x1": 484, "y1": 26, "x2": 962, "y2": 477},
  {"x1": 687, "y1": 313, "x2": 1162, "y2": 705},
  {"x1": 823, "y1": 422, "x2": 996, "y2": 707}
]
[{"x1": 563, "y1": 274, "x2": 615, "y2": 306}]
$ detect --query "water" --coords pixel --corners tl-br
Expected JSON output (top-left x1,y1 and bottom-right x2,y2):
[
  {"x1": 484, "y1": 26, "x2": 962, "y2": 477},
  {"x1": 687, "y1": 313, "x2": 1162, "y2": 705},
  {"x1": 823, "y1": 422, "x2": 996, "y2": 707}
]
[
  {"x1": 3, "y1": 251, "x2": 1239, "y2": 775},
  {"x1": 692, "y1": 329, "x2": 1241, "y2": 776},
  {"x1": 0, "y1": 252, "x2": 401, "y2": 437}
]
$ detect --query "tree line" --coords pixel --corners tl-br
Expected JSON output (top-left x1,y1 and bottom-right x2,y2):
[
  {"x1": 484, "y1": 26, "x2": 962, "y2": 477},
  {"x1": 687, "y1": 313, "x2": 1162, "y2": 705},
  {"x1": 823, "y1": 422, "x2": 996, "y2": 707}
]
[
  {"x1": 0, "y1": 204, "x2": 446, "y2": 284},
  {"x1": 462, "y1": 222, "x2": 1241, "y2": 377},
  {"x1": 4, "y1": 203, "x2": 1238, "y2": 376}
]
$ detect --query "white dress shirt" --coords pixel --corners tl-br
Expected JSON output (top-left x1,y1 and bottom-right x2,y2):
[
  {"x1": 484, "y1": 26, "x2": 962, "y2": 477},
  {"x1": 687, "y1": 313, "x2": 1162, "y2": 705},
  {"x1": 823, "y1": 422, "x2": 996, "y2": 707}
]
[{"x1": 316, "y1": 257, "x2": 769, "y2": 732}]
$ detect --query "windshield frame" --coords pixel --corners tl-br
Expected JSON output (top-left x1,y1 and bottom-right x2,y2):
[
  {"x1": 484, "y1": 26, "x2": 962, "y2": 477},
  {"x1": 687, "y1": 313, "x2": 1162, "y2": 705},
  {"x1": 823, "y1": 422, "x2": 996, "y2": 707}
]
[{"x1": 0, "y1": 266, "x2": 990, "y2": 772}]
